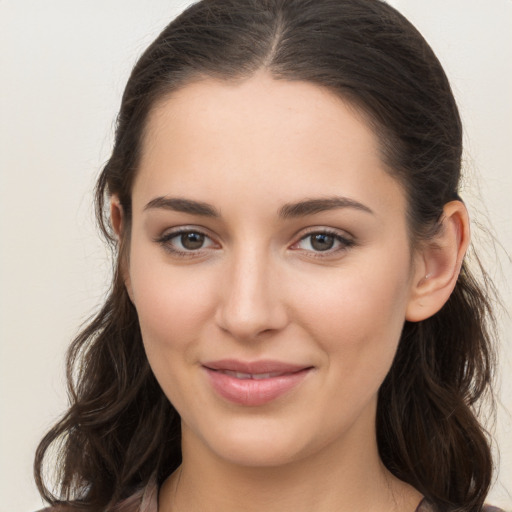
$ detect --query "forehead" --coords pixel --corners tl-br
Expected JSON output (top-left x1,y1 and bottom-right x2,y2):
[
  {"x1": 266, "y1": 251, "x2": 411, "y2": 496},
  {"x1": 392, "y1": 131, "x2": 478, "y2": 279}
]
[{"x1": 133, "y1": 72, "x2": 406, "y2": 221}]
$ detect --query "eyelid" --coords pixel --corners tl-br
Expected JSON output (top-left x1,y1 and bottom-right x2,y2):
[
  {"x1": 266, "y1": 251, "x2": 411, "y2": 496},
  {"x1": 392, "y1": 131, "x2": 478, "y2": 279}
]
[{"x1": 295, "y1": 226, "x2": 354, "y2": 240}]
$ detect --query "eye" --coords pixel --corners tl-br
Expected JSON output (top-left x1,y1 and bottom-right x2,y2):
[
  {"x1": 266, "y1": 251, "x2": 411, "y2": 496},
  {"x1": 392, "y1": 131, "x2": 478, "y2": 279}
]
[
  {"x1": 292, "y1": 229, "x2": 355, "y2": 256},
  {"x1": 156, "y1": 228, "x2": 217, "y2": 256}
]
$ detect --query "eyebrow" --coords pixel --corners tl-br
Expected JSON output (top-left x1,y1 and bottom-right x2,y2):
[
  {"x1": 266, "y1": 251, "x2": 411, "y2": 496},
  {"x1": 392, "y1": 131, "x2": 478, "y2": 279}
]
[
  {"x1": 143, "y1": 195, "x2": 374, "y2": 218},
  {"x1": 278, "y1": 196, "x2": 374, "y2": 219},
  {"x1": 144, "y1": 196, "x2": 221, "y2": 217}
]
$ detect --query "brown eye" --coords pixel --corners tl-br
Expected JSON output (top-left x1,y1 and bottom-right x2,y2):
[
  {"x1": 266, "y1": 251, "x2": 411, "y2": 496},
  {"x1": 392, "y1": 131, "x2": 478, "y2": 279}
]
[
  {"x1": 156, "y1": 229, "x2": 217, "y2": 256},
  {"x1": 181, "y1": 232, "x2": 205, "y2": 250},
  {"x1": 293, "y1": 230, "x2": 355, "y2": 256},
  {"x1": 310, "y1": 233, "x2": 335, "y2": 251}
]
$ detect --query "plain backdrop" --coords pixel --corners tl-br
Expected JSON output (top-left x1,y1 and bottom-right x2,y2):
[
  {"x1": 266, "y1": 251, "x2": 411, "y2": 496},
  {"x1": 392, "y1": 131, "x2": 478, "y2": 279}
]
[{"x1": 0, "y1": 1, "x2": 511, "y2": 511}]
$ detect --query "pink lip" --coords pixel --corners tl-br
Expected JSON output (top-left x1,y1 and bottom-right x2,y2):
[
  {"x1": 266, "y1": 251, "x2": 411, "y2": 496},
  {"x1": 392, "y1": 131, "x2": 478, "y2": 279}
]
[{"x1": 202, "y1": 359, "x2": 313, "y2": 406}]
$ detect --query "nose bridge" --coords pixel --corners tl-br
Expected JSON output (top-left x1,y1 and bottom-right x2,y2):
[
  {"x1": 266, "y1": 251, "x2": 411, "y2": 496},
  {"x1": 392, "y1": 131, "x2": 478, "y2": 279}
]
[{"x1": 216, "y1": 241, "x2": 287, "y2": 340}]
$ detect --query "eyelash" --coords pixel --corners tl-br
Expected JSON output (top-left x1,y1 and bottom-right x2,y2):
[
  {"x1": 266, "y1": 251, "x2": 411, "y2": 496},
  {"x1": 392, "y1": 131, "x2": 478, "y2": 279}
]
[{"x1": 155, "y1": 227, "x2": 355, "y2": 259}]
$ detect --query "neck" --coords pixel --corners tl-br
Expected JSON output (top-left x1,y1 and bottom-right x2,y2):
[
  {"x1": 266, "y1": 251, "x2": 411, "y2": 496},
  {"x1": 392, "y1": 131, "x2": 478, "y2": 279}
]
[{"x1": 159, "y1": 406, "x2": 422, "y2": 512}]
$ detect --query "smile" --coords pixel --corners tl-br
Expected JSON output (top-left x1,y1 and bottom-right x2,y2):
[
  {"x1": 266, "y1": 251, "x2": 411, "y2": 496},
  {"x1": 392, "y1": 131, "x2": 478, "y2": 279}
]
[{"x1": 202, "y1": 360, "x2": 313, "y2": 406}]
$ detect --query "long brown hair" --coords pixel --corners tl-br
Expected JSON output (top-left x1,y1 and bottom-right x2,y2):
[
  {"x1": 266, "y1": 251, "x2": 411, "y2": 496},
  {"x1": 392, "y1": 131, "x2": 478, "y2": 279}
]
[{"x1": 35, "y1": 1, "x2": 497, "y2": 510}]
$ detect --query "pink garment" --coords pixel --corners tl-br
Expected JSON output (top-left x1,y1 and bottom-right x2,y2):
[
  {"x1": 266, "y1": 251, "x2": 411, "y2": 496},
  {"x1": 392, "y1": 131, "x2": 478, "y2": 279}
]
[{"x1": 111, "y1": 475, "x2": 158, "y2": 512}]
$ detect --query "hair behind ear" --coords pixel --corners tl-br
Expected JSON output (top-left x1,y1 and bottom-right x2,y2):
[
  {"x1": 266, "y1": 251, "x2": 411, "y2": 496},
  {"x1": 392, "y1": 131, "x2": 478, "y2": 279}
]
[{"x1": 377, "y1": 260, "x2": 496, "y2": 511}]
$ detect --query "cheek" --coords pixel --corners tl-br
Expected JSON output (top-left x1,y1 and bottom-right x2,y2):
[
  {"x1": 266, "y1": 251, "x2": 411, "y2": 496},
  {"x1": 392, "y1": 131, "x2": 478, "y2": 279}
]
[
  {"x1": 292, "y1": 256, "x2": 412, "y2": 372},
  {"x1": 295, "y1": 270, "x2": 411, "y2": 424},
  {"x1": 127, "y1": 249, "x2": 217, "y2": 359},
  {"x1": 127, "y1": 255, "x2": 220, "y2": 414}
]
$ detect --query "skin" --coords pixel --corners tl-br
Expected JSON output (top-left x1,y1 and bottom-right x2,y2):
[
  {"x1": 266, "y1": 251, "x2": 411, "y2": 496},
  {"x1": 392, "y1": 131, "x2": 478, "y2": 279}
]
[{"x1": 112, "y1": 71, "x2": 469, "y2": 512}]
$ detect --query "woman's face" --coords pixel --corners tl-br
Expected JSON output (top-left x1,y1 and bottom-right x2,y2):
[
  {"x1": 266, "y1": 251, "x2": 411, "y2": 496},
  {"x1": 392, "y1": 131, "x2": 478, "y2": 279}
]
[{"x1": 123, "y1": 72, "x2": 423, "y2": 467}]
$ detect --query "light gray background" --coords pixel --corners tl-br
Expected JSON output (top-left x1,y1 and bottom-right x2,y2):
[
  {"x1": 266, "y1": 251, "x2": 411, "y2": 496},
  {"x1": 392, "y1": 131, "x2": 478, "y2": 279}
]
[{"x1": 1, "y1": 1, "x2": 510, "y2": 511}]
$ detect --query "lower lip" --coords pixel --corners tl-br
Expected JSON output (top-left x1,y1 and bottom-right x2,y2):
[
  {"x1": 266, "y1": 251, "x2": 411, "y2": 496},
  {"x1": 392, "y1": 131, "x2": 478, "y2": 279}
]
[{"x1": 204, "y1": 368, "x2": 312, "y2": 406}]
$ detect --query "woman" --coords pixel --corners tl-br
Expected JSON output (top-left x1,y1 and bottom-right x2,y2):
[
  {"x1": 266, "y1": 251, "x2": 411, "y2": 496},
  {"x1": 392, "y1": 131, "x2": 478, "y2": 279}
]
[{"x1": 34, "y1": 1, "x2": 504, "y2": 511}]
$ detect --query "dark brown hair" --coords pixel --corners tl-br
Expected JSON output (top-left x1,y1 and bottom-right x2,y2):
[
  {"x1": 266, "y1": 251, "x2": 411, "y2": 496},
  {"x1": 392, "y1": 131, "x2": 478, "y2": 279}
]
[{"x1": 35, "y1": 1, "x2": 497, "y2": 511}]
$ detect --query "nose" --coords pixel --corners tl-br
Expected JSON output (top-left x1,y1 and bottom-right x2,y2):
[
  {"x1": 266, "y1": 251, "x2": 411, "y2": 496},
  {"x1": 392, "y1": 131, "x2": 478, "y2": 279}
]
[{"x1": 214, "y1": 247, "x2": 289, "y2": 341}]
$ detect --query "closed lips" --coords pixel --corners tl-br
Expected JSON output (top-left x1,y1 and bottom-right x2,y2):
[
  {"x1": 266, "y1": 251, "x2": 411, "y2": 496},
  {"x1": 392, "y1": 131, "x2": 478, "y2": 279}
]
[
  {"x1": 209, "y1": 369, "x2": 305, "y2": 380},
  {"x1": 202, "y1": 359, "x2": 312, "y2": 375},
  {"x1": 202, "y1": 360, "x2": 313, "y2": 406}
]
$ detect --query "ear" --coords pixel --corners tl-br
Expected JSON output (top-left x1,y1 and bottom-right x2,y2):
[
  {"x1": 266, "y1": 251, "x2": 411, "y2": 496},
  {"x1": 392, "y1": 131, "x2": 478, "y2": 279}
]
[
  {"x1": 406, "y1": 201, "x2": 470, "y2": 322},
  {"x1": 110, "y1": 195, "x2": 124, "y2": 239},
  {"x1": 110, "y1": 196, "x2": 134, "y2": 302}
]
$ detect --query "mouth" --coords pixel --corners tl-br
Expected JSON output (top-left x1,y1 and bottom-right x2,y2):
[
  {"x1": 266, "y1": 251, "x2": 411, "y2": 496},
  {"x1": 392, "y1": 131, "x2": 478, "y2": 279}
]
[
  {"x1": 202, "y1": 360, "x2": 313, "y2": 406},
  {"x1": 213, "y1": 370, "x2": 295, "y2": 380}
]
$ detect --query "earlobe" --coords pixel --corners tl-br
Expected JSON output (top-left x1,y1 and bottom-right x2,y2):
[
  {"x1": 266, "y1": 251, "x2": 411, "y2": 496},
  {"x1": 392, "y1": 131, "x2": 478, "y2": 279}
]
[{"x1": 406, "y1": 201, "x2": 470, "y2": 322}]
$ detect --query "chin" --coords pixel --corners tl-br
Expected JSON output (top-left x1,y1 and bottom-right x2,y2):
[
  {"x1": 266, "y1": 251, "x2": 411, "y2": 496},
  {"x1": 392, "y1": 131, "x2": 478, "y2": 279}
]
[
  {"x1": 184, "y1": 414, "x2": 342, "y2": 469},
  {"x1": 211, "y1": 434, "x2": 310, "y2": 468}
]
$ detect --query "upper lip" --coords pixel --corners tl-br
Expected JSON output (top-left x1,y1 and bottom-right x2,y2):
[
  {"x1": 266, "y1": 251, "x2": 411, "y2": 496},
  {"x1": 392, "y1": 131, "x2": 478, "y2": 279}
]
[{"x1": 202, "y1": 359, "x2": 312, "y2": 375}]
